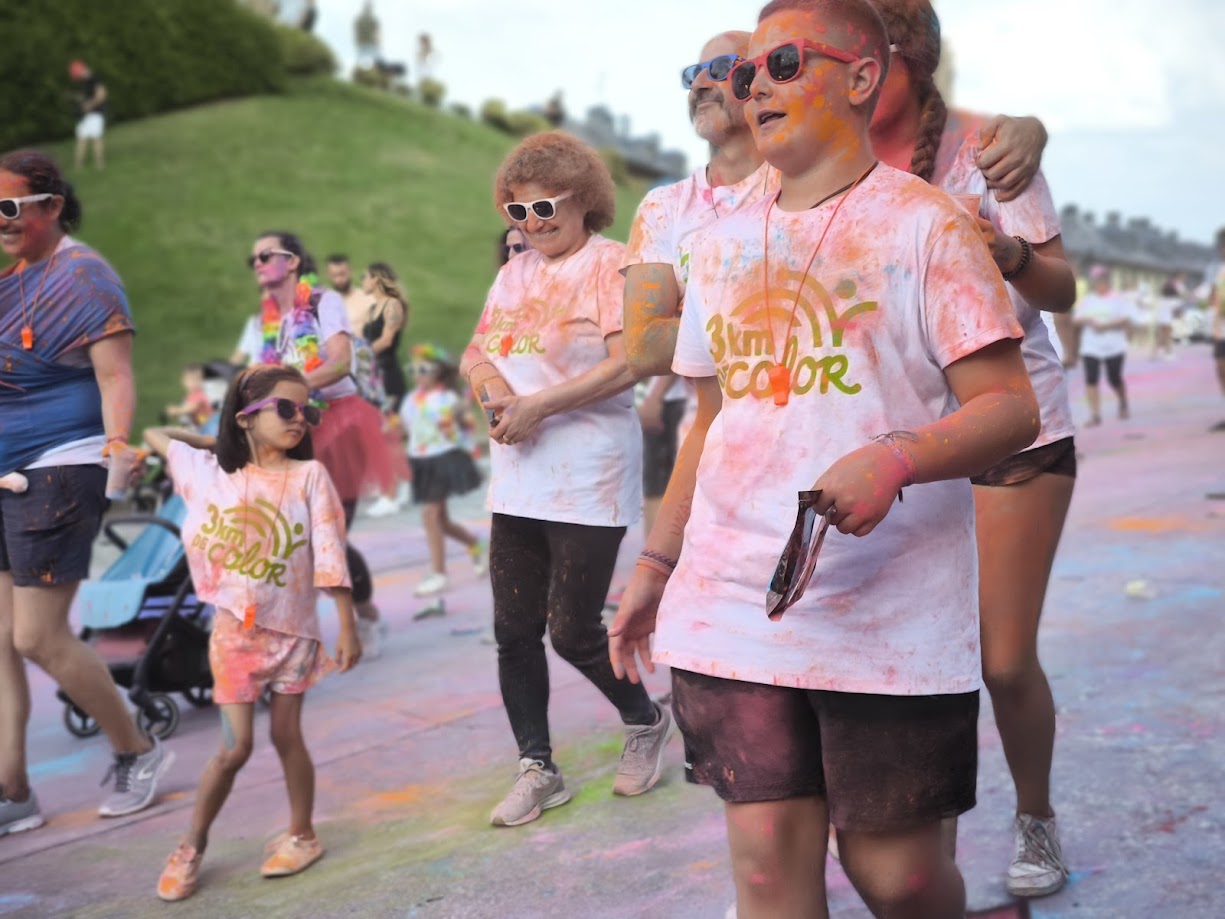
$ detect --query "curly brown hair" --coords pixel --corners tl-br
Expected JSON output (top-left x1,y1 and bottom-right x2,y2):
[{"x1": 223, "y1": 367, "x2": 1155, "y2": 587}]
[
  {"x1": 872, "y1": 0, "x2": 947, "y2": 183},
  {"x1": 494, "y1": 132, "x2": 616, "y2": 234},
  {"x1": 756, "y1": 0, "x2": 890, "y2": 117}
]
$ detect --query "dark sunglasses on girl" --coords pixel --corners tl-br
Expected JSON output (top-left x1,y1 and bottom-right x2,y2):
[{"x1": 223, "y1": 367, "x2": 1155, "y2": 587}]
[
  {"x1": 502, "y1": 192, "x2": 570, "y2": 223},
  {"x1": 240, "y1": 396, "x2": 321, "y2": 426},
  {"x1": 730, "y1": 39, "x2": 860, "y2": 101},
  {"x1": 0, "y1": 194, "x2": 53, "y2": 220},
  {"x1": 681, "y1": 53, "x2": 742, "y2": 89},
  {"x1": 246, "y1": 248, "x2": 295, "y2": 269}
]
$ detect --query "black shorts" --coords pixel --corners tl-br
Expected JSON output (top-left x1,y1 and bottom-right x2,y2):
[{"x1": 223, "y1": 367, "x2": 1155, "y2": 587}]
[
  {"x1": 1082, "y1": 353, "x2": 1124, "y2": 387},
  {"x1": 642, "y1": 399, "x2": 687, "y2": 498},
  {"x1": 671, "y1": 668, "x2": 979, "y2": 832},
  {"x1": 971, "y1": 436, "x2": 1077, "y2": 487},
  {"x1": 1213, "y1": 339, "x2": 1225, "y2": 360},
  {"x1": 0, "y1": 465, "x2": 108, "y2": 587}
]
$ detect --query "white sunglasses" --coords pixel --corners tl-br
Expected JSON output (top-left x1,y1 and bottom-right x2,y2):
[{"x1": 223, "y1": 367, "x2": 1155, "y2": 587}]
[
  {"x1": 502, "y1": 192, "x2": 571, "y2": 223},
  {"x1": 0, "y1": 194, "x2": 54, "y2": 220}
]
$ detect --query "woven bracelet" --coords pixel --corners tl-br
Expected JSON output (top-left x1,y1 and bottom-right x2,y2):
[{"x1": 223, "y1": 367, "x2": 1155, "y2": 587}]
[{"x1": 639, "y1": 549, "x2": 678, "y2": 571}]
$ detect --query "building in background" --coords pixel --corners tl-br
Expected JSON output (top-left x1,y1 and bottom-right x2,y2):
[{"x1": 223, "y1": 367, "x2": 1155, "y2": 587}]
[
  {"x1": 557, "y1": 106, "x2": 687, "y2": 183},
  {"x1": 1059, "y1": 206, "x2": 1215, "y2": 291}
]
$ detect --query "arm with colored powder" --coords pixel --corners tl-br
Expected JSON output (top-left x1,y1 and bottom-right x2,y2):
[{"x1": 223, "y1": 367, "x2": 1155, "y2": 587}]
[
  {"x1": 810, "y1": 338, "x2": 1038, "y2": 538},
  {"x1": 623, "y1": 263, "x2": 682, "y2": 380},
  {"x1": 459, "y1": 339, "x2": 513, "y2": 417},
  {"x1": 609, "y1": 375, "x2": 722, "y2": 684},
  {"x1": 975, "y1": 224, "x2": 1077, "y2": 313},
  {"x1": 327, "y1": 588, "x2": 361, "y2": 672},
  {"x1": 142, "y1": 427, "x2": 217, "y2": 457},
  {"x1": 483, "y1": 332, "x2": 636, "y2": 445},
  {"x1": 303, "y1": 332, "x2": 352, "y2": 390}
]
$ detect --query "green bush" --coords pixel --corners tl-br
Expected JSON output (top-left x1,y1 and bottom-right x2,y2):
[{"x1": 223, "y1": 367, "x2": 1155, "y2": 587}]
[
  {"x1": 353, "y1": 66, "x2": 390, "y2": 91},
  {"x1": 480, "y1": 98, "x2": 512, "y2": 134},
  {"x1": 507, "y1": 111, "x2": 553, "y2": 137},
  {"x1": 600, "y1": 147, "x2": 630, "y2": 186},
  {"x1": 449, "y1": 102, "x2": 472, "y2": 119},
  {"x1": 419, "y1": 78, "x2": 446, "y2": 108},
  {"x1": 0, "y1": 0, "x2": 285, "y2": 151},
  {"x1": 277, "y1": 25, "x2": 336, "y2": 77}
]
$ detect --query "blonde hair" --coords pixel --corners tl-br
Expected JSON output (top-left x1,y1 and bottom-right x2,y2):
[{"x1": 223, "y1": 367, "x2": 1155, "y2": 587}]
[{"x1": 366, "y1": 262, "x2": 410, "y2": 311}]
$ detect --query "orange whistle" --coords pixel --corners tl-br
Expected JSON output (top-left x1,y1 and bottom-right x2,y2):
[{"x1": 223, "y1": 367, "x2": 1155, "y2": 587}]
[
  {"x1": 243, "y1": 604, "x2": 257, "y2": 630},
  {"x1": 768, "y1": 364, "x2": 790, "y2": 406},
  {"x1": 499, "y1": 335, "x2": 514, "y2": 357},
  {"x1": 20, "y1": 326, "x2": 33, "y2": 350}
]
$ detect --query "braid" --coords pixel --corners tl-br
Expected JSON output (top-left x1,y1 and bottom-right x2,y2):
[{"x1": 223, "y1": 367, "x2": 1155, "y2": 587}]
[{"x1": 908, "y1": 78, "x2": 948, "y2": 183}]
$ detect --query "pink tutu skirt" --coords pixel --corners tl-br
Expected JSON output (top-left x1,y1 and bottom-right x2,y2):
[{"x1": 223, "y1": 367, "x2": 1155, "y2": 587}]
[{"x1": 313, "y1": 396, "x2": 396, "y2": 503}]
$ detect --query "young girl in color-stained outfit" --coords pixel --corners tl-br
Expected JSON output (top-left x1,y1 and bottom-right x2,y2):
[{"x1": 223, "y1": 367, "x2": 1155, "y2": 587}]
[
  {"x1": 400, "y1": 344, "x2": 484, "y2": 599},
  {"x1": 143, "y1": 365, "x2": 361, "y2": 902}
]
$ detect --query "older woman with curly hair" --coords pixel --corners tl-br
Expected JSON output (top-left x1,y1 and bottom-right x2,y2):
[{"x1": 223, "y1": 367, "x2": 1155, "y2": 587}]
[{"x1": 460, "y1": 131, "x2": 672, "y2": 827}]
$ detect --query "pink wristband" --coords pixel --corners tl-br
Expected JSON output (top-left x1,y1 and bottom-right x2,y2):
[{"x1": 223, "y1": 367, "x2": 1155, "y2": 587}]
[{"x1": 881, "y1": 440, "x2": 916, "y2": 487}]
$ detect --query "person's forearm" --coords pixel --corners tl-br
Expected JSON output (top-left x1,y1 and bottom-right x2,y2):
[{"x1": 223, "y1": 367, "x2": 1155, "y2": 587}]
[
  {"x1": 642, "y1": 384, "x2": 719, "y2": 560},
  {"x1": 1008, "y1": 251, "x2": 1076, "y2": 313},
  {"x1": 327, "y1": 588, "x2": 357, "y2": 628},
  {"x1": 461, "y1": 343, "x2": 510, "y2": 398},
  {"x1": 143, "y1": 427, "x2": 217, "y2": 457},
  {"x1": 892, "y1": 387, "x2": 1039, "y2": 484},
  {"x1": 97, "y1": 368, "x2": 135, "y2": 445},
  {"x1": 624, "y1": 264, "x2": 681, "y2": 380},
  {"x1": 304, "y1": 355, "x2": 349, "y2": 390},
  {"x1": 645, "y1": 374, "x2": 674, "y2": 405},
  {"x1": 535, "y1": 354, "x2": 635, "y2": 417}
]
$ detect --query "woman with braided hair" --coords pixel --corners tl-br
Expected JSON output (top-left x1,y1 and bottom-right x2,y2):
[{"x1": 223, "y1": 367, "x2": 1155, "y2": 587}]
[{"x1": 870, "y1": 0, "x2": 1079, "y2": 899}]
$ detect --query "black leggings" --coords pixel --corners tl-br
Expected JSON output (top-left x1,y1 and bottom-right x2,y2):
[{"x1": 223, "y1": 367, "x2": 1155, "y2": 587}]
[
  {"x1": 1083, "y1": 354, "x2": 1125, "y2": 391},
  {"x1": 490, "y1": 513, "x2": 656, "y2": 766},
  {"x1": 342, "y1": 500, "x2": 373, "y2": 605}
]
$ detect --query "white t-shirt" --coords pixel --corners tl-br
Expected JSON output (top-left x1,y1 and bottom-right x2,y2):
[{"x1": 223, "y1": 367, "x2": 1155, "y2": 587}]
[
  {"x1": 235, "y1": 315, "x2": 261, "y2": 364},
  {"x1": 1077, "y1": 292, "x2": 1134, "y2": 359},
  {"x1": 655, "y1": 165, "x2": 1024, "y2": 696},
  {"x1": 273, "y1": 289, "x2": 359, "y2": 402},
  {"x1": 472, "y1": 235, "x2": 642, "y2": 527},
  {"x1": 935, "y1": 135, "x2": 1076, "y2": 450},
  {"x1": 624, "y1": 164, "x2": 780, "y2": 426}
]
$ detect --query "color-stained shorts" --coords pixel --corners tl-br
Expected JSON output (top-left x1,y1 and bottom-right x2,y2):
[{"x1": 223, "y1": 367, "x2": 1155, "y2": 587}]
[
  {"x1": 671, "y1": 668, "x2": 979, "y2": 833},
  {"x1": 970, "y1": 436, "x2": 1077, "y2": 488},
  {"x1": 209, "y1": 611, "x2": 333, "y2": 705},
  {"x1": 0, "y1": 465, "x2": 108, "y2": 587}
]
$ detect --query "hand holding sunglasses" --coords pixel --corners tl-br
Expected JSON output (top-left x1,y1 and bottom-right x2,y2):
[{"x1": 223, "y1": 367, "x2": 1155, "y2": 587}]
[
  {"x1": 240, "y1": 396, "x2": 322, "y2": 427},
  {"x1": 681, "y1": 53, "x2": 742, "y2": 89},
  {"x1": 0, "y1": 194, "x2": 54, "y2": 221},
  {"x1": 730, "y1": 39, "x2": 861, "y2": 101},
  {"x1": 502, "y1": 193, "x2": 570, "y2": 223}
]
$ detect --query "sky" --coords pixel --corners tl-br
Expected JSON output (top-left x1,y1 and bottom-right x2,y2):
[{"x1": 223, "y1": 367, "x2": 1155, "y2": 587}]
[{"x1": 289, "y1": 0, "x2": 1225, "y2": 244}]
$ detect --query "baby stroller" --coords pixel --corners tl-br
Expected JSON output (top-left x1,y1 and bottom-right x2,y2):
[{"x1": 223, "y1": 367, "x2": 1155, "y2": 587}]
[{"x1": 59, "y1": 494, "x2": 213, "y2": 740}]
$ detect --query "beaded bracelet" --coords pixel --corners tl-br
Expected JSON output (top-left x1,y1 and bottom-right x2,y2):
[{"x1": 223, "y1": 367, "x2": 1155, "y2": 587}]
[{"x1": 1002, "y1": 236, "x2": 1033, "y2": 281}]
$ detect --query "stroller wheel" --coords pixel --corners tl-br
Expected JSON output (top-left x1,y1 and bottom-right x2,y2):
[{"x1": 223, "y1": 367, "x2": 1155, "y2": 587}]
[
  {"x1": 63, "y1": 704, "x2": 101, "y2": 739},
  {"x1": 136, "y1": 693, "x2": 181, "y2": 740},
  {"x1": 182, "y1": 686, "x2": 213, "y2": 708}
]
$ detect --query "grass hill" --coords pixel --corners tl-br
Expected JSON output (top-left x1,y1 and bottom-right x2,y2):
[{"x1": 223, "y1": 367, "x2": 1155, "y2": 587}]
[{"x1": 30, "y1": 77, "x2": 651, "y2": 430}]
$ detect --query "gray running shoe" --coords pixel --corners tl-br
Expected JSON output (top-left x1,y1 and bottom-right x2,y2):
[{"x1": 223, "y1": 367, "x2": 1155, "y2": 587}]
[
  {"x1": 98, "y1": 737, "x2": 175, "y2": 817},
  {"x1": 489, "y1": 758, "x2": 571, "y2": 827},
  {"x1": 1007, "y1": 813, "x2": 1069, "y2": 897},
  {"x1": 0, "y1": 792, "x2": 45, "y2": 836},
  {"x1": 613, "y1": 702, "x2": 674, "y2": 797}
]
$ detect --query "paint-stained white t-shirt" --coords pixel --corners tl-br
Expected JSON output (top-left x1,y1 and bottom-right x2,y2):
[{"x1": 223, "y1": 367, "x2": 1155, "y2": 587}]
[{"x1": 656, "y1": 165, "x2": 1023, "y2": 696}]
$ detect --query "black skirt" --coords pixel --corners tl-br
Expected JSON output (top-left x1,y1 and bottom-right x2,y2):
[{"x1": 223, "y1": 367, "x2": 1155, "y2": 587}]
[{"x1": 409, "y1": 448, "x2": 482, "y2": 504}]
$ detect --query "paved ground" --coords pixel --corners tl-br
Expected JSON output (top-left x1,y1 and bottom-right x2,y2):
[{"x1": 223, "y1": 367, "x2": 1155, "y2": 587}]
[{"x1": 1, "y1": 346, "x2": 1223, "y2": 918}]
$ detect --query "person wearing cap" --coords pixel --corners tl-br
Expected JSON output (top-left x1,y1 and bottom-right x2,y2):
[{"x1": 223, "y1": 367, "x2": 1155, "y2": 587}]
[{"x1": 69, "y1": 61, "x2": 107, "y2": 170}]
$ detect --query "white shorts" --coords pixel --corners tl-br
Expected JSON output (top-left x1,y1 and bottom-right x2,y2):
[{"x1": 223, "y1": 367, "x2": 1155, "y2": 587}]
[{"x1": 76, "y1": 113, "x2": 105, "y2": 140}]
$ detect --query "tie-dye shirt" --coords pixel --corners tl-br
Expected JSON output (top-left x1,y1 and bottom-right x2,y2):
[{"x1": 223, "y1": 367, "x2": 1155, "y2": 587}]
[
  {"x1": 167, "y1": 442, "x2": 350, "y2": 641},
  {"x1": 935, "y1": 134, "x2": 1075, "y2": 451},
  {"x1": 655, "y1": 164, "x2": 1023, "y2": 696},
  {"x1": 472, "y1": 234, "x2": 642, "y2": 527},
  {"x1": 400, "y1": 386, "x2": 473, "y2": 458}
]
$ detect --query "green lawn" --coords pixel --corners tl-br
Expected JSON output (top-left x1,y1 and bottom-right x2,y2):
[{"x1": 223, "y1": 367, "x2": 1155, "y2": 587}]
[{"x1": 30, "y1": 78, "x2": 649, "y2": 431}]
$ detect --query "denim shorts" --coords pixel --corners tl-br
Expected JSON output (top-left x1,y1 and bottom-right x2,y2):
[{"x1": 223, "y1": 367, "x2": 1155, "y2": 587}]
[{"x1": 0, "y1": 465, "x2": 108, "y2": 587}]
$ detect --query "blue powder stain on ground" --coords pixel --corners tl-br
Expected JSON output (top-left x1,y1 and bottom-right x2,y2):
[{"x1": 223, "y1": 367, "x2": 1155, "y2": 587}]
[
  {"x1": 0, "y1": 895, "x2": 40, "y2": 915},
  {"x1": 28, "y1": 748, "x2": 93, "y2": 780}
]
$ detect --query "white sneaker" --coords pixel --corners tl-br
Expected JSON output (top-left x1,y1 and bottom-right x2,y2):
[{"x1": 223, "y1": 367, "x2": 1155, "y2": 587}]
[
  {"x1": 489, "y1": 759, "x2": 570, "y2": 827},
  {"x1": 1007, "y1": 813, "x2": 1069, "y2": 897},
  {"x1": 414, "y1": 572, "x2": 449, "y2": 597},
  {"x1": 98, "y1": 737, "x2": 175, "y2": 817},
  {"x1": 394, "y1": 481, "x2": 411, "y2": 508},
  {"x1": 365, "y1": 495, "x2": 401, "y2": 518},
  {"x1": 356, "y1": 618, "x2": 382, "y2": 661}
]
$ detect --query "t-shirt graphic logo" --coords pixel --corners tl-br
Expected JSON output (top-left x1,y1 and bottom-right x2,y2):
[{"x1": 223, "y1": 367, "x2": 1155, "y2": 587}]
[
  {"x1": 194, "y1": 499, "x2": 309, "y2": 587},
  {"x1": 707, "y1": 271, "x2": 877, "y2": 400},
  {"x1": 483, "y1": 300, "x2": 549, "y2": 356}
]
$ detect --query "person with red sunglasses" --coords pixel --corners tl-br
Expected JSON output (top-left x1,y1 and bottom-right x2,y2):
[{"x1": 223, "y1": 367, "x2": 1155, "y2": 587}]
[{"x1": 609, "y1": 1, "x2": 1041, "y2": 916}]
